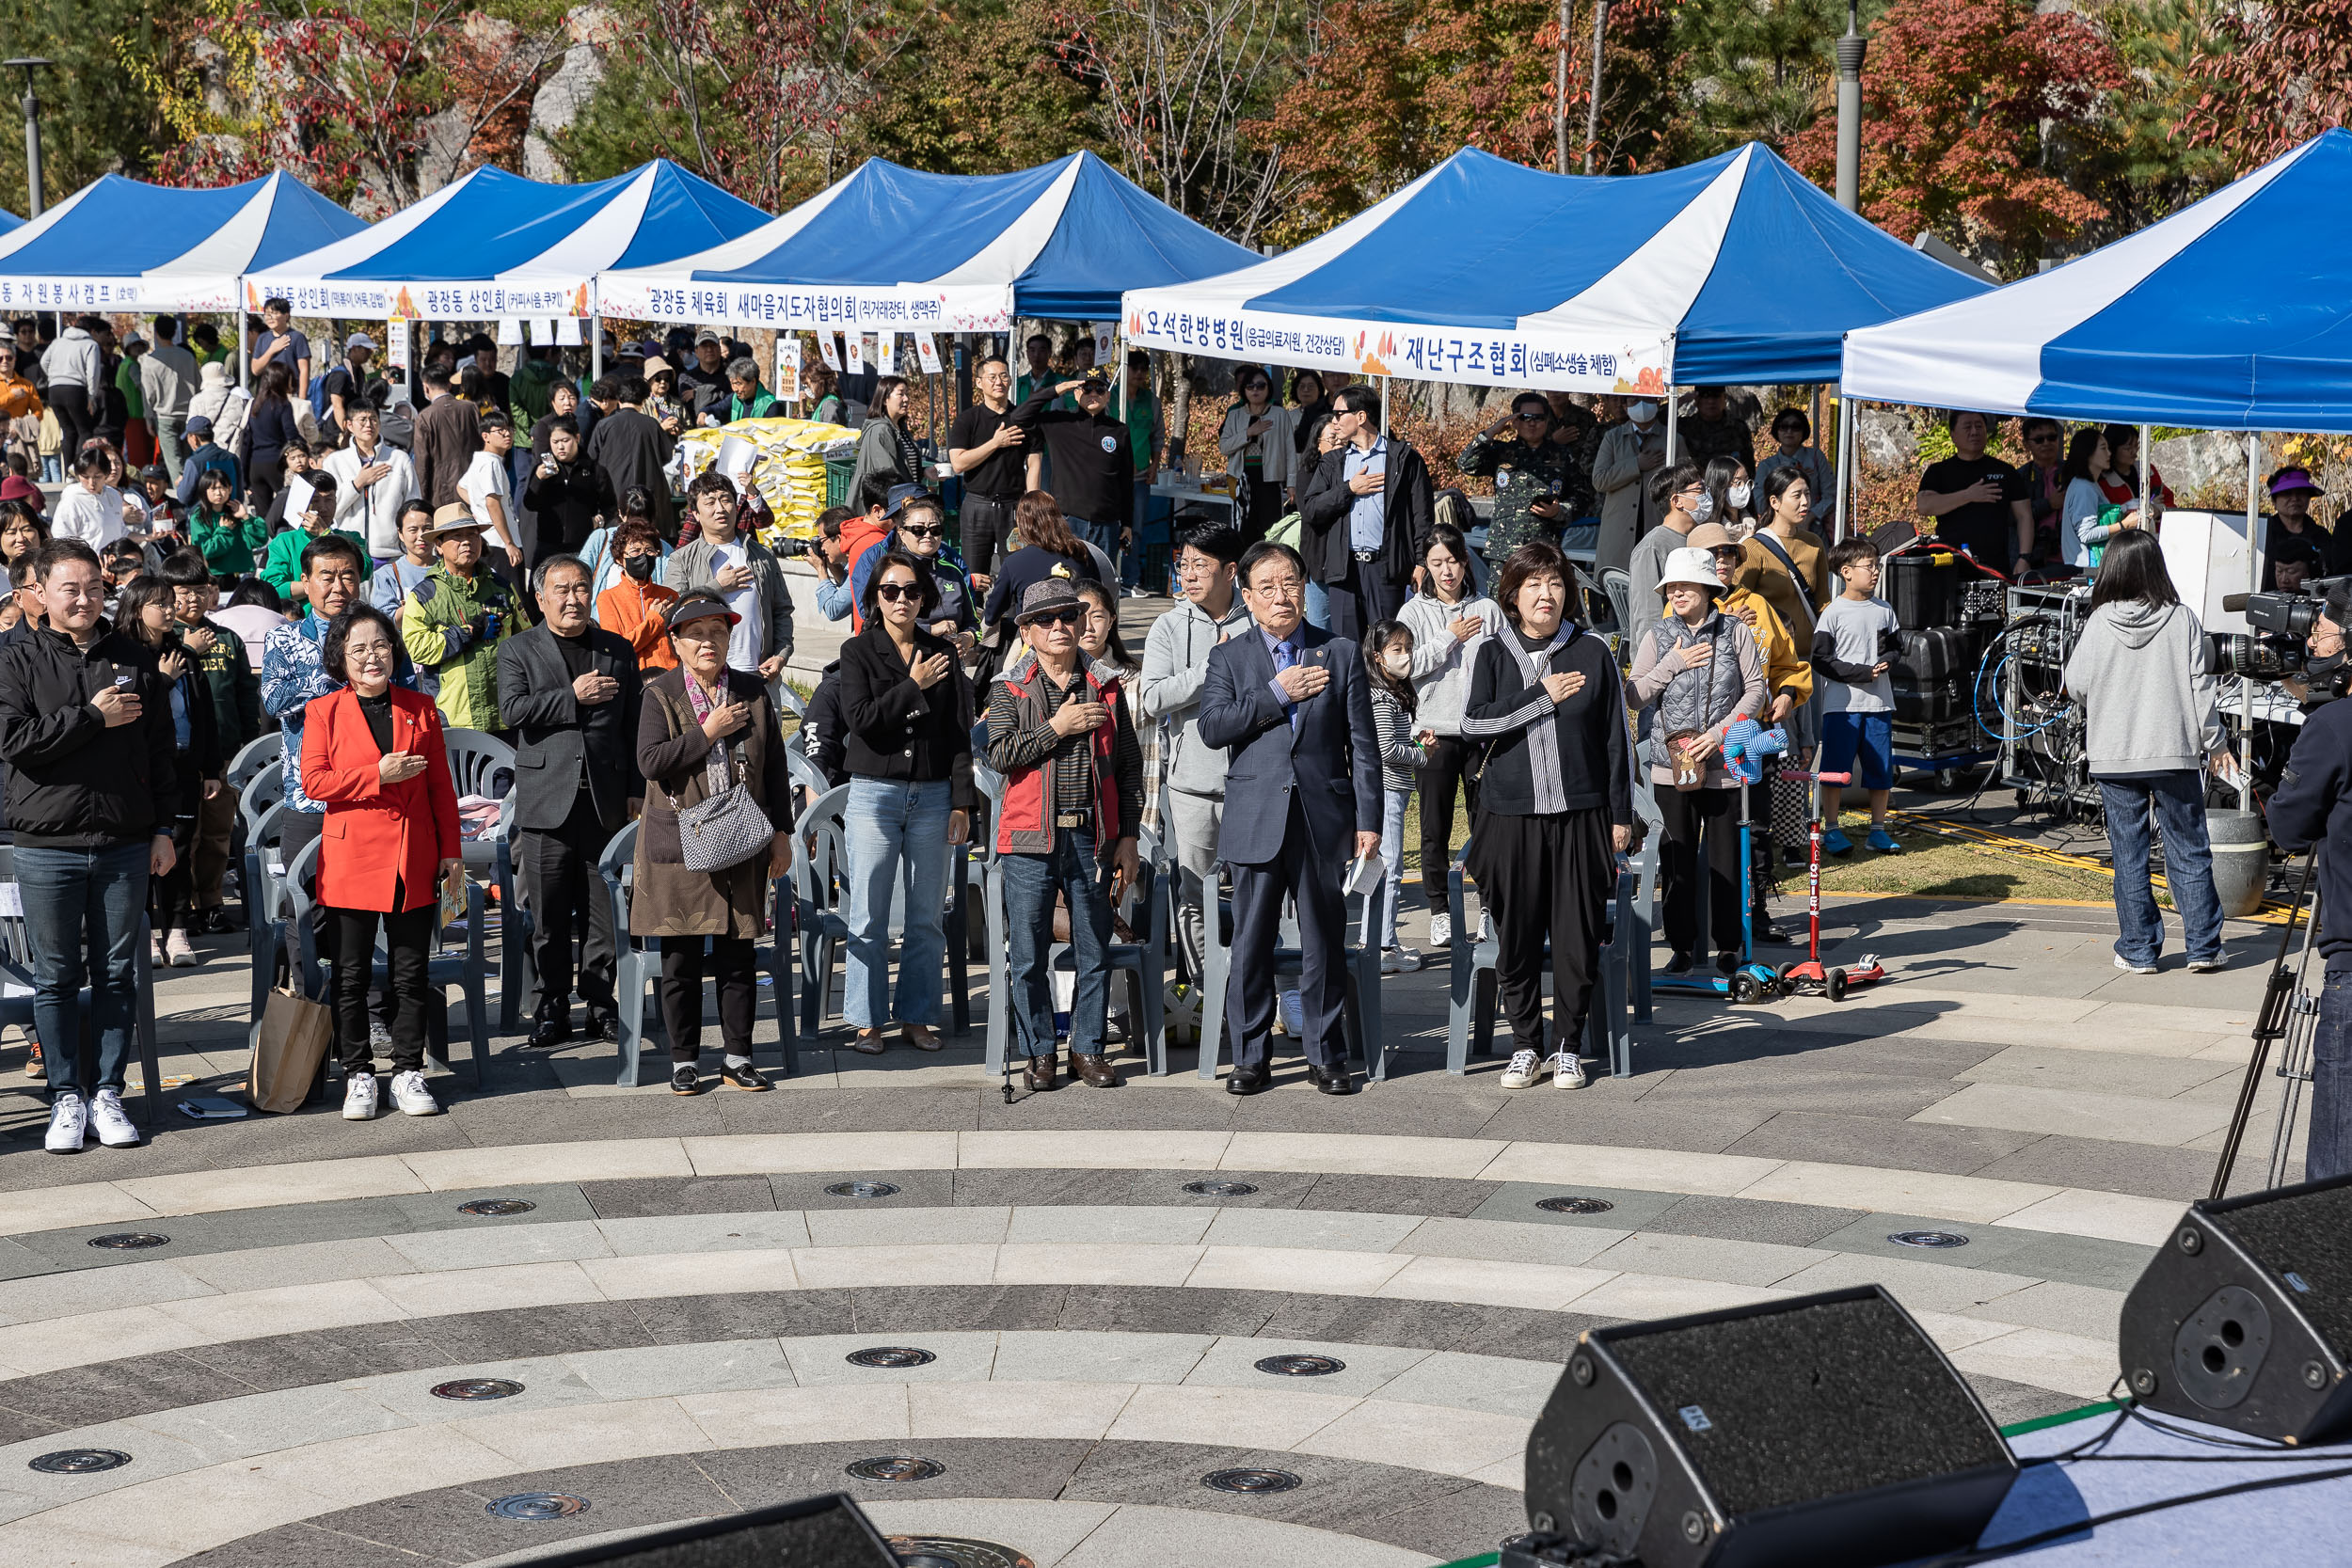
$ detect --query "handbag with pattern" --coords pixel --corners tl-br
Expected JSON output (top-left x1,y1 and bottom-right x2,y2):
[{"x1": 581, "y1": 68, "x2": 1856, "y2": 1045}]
[{"x1": 675, "y1": 685, "x2": 772, "y2": 873}]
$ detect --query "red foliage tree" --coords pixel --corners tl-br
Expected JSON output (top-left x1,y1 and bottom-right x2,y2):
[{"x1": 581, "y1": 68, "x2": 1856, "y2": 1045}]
[
  {"x1": 2185, "y1": 0, "x2": 2352, "y2": 173},
  {"x1": 1787, "y1": 0, "x2": 2123, "y2": 271}
]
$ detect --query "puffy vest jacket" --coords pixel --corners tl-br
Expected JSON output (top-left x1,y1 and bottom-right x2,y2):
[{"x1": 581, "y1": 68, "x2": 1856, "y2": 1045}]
[{"x1": 993, "y1": 658, "x2": 1125, "y2": 856}]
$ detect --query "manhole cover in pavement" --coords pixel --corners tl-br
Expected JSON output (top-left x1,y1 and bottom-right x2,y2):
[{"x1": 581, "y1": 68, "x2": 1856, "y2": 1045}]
[
  {"x1": 1888, "y1": 1230, "x2": 1970, "y2": 1249},
  {"x1": 486, "y1": 1493, "x2": 589, "y2": 1520},
  {"x1": 1202, "y1": 1467, "x2": 1301, "y2": 1495},
  {"x1": 887, "y1": 1537, "x2": 1037, "y2": 1568},
  {"x1": 87, "y1": 1232, "x2": 170, "y2": 1249},
  {"x1": 29, "y1": 1449, "x2": 131, "y2": 1474},
  {"x1": 1183, "y1": 1180, "x2": 1258, "y2": 1196},
  {"x1": 432, "y1": 1379, "x2": 524, "y2": 1401},
  {"x1": 825, "y1": 1180, "x2": 901, "y2": 1199},
  {"x1": 1536, "y1": 1196, "x2": 1615, "y2": 1214},
  {"x1": 457, "y1": 1199, "x2": 536, "y2": 1216},
  {"x1": 1255, "y1": 1354, "x2": 1345, "y2": 1377},
  {"x1": 847, "y1": 1347, "x2": 937, "y2": 1369},
  {"x1": 848, "y1": 1455, "x2": 946, "y2": 1482}
]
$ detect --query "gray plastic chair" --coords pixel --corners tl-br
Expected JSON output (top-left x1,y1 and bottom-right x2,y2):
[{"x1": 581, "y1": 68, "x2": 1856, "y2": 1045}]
[
  {"x1": 1444, "y1": 847, "x2": 1635, "y2": 1079},
  {"x1": 244, "y1": 799, "x2": 296, "y2": 1026},
  {"x1": 1192, "y1": 874, "x2": 1384, "y2": 1081},
  {"x1": 599, "y1": 819, "x2": 797, "y2": 1087},
  {"x1": 0, "y1": 847, "x2": 164, "y2": 1130},
  {"x1": 226, "y1": 731, "x2": 283, "y2": 795},
  {"x1": 283, "y1": 836, "x2": 490, "y2": 1089}
]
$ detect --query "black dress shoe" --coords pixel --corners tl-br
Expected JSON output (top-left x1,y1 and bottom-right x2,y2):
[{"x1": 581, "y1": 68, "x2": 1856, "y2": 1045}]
[
  {"x1": 1307, "y1": 1064, "x2": 1356, "y2": 1096},
  {"x1": 1024, "y1": 1053, "x2": 1058, "y2": 1091},
  {"x1": 526, "y1": 1015, "x2": 572, "y2": 1048},
  {"x1": 1753, "y1": 920, "x2": 1793, "y2": 945},
  {"x1": 670, "y1": 1063, "x2": 699, "y2": 1096},
  {"x1": 718, "y1": 1061, "x2": 771, "y2": 1091},
  {"x1": 581, "y1": 1011, "x2": 617, "y2": 1043},
  {"x1": 1666, "y1": 952, "x2": 1694, "y2": 974},
  {"x1": 1715, "y1": 949, "x2": 1740, "y2": 975},
  {"x1": 1226, "y1": 1066, "x2": 1271, "y2": 1096}
]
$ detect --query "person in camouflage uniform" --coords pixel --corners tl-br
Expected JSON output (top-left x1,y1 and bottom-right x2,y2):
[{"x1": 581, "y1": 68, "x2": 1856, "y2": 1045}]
[
  {"x1": 1457, "y1": 392, "x2": 1595, "y2": 564},
  {"x1": 1677, "y1": 385, "x2": 1755, "y2": 474},
  {"x1": 402, "y1": 503, "x2": 521, "y2": 735}
]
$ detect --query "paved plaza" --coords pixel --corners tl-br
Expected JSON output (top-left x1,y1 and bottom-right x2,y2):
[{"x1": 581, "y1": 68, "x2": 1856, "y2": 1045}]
[{"x1": 0, "y1": 867, "x2": 2289, "y2": 1567}]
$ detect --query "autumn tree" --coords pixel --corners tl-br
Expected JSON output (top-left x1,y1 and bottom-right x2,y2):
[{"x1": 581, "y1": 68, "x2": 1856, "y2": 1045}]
[
  {"x1": 1788, "y1": 0, "x2": 2124, "y2": 273},
  {"x1": 2185, "y1": 0, "x2": 2352, "y2": 174},
  {"x1": 853, "y1": 0, "x2": 1105, "y2": 176}
]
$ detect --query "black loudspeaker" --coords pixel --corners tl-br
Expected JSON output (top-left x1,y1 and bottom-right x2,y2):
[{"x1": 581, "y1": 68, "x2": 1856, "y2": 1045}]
[
  {"x1": 503, "y1": 1491, "x2": 898, "y2": 1566},
  {"x1": 2119, "y1": 1171, "x2": 2352, "y2": 1444},
  {"x1": 1521, "y1": 1286, "x2": 2017, "y2": 1568}
]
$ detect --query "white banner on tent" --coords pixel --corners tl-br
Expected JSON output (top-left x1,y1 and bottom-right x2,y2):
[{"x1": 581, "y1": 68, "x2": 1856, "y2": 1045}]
[
  {"x1": 818, "y1": 332, "x2": 840, "y2": 371},
  {"x1": 914, "y1": 332, "x2": 941, "y2": 374},
  {"x1": 245, "y1": 276, "x2": 595, "y2": 321},
  {"x1": 595, "y1": 276, "x2": 1012, "y2": 333},
  {"x1": 0, "y1": 277, "x2": 144, "y2": 310},
  {"x1": 1120, "y1": 298, "x2": 1672, "y2": 396}
]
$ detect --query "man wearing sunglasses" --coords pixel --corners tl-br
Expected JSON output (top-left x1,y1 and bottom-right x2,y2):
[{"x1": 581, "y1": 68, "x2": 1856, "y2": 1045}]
[
  {"x1": 2015, "y1": 417, "x2": 2067, "y2": 571},
  {"x1": 1458, "y1": 391, "x2": 1594, "y2": 566},
  {"x1": 845, "y1": 484, "x2": 977, "y2": 651}
]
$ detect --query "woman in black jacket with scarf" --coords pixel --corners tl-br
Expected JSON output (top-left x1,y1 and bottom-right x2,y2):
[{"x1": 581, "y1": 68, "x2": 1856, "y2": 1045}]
[
  {"x1": 837, "y1": 546, "x2": 974, "y2": 1056},
  {"x1": 1458, "y1": 541, "x2": 1631, "y2": 1092}
]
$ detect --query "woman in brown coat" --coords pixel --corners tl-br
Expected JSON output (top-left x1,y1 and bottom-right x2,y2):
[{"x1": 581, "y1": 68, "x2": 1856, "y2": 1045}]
[{"x1": 632, "y1": 591, "x2": 796, "y2": 1095}]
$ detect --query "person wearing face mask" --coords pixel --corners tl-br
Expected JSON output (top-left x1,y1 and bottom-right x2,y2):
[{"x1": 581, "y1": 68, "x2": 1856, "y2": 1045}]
[
  {"x1": 596, "y1": 517, "x2": 681, "y2": 673},
  {"x1": 1592, "y1": 392, "x2": 1670, "y2": 574},
  {"x1": 1396, "y1": 524, "x2": 1502, "y2": 949},
  {"x1": 1362, "y1": 620, "x2": 1426, "y2": 973},
  {"x1": 1703, "y1": 457, "x2": 1756, "y2": 541},
  {"x1": 1626, "y1": 462, "x2": 1706, "y2": 614}
]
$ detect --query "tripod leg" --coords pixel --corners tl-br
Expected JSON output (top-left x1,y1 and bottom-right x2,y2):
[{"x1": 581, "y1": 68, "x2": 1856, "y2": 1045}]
[{"x1": 2211, "y1": 854, "x2": 2318, "y2": 1200}]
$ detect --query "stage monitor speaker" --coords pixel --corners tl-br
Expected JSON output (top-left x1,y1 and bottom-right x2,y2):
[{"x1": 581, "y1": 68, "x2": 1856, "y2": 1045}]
[
  {"x1": 2120, "y1": 1170, "x2": 2352, "y2": 1445},
  {"x1": 496, "y1": 1490, "x2": 899, "y2": 1566},
  {"x1": 1520, "y1": 1285, "x2": 2017, "y2": 1568}
]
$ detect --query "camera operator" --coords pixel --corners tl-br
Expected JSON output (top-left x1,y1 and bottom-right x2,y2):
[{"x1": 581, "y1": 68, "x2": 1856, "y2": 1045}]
[
  {"x1": 2263, "y1": 580, "x2": 2352, "y2": 1181},
  {"x1": 806, "y1": 505, "x2": 856, "y2": 622}
]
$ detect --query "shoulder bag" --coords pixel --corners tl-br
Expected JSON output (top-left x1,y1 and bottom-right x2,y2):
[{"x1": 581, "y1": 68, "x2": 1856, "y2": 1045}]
[{"x1": 675, "y1": 681, "x2": 774, "y2": 873}]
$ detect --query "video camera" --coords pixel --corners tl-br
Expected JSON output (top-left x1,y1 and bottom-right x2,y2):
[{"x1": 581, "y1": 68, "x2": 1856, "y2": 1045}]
[{"x1": 2211, "y1": 581, "x2": 2335, "y2": 684}]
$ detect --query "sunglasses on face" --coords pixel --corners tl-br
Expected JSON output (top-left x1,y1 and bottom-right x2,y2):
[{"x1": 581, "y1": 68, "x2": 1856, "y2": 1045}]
[
  {"x1": 874, "y1": 581, "x2": 925, "y2": 603},
  {"x1": 899, "y1": 524, "x2": 944, "y2": 539},
  {"x1": 1026, "y1": 607, "x2": 1085, "y2": 627}
]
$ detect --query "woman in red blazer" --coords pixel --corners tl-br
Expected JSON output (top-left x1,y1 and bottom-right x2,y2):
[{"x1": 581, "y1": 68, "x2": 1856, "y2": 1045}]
[{"x1": 299, "y1": 604, "x2": 464, "y2": 1122}]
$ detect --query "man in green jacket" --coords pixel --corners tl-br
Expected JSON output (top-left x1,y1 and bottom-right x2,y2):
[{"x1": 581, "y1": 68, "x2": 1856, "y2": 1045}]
[
  {"x1": 260, "y1": 473, "x2": 368, "y2": 607},
  {"x1": 401, "y1": 503, "x2": 520, "y2": 734},
  {"x1": 726, "y1": 357, "x2": 783, "y2": 422}
]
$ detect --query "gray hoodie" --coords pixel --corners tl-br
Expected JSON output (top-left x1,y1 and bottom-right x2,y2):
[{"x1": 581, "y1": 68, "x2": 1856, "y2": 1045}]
[
  {"x1": 40, "y1": 325, "x2": 101, "y2": 394},
  {"x1": 1137, "y1": 592, "x2": 1255, "y2": 798},
  {"x1": 2062, "y1": 599, "x2": 2221, "y2": 776}
]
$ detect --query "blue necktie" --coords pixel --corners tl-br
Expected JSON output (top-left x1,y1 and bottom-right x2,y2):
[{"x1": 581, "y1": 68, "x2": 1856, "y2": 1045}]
[{"x1": 1273, "y1": 640, "x2": 1299, "y2": 732}]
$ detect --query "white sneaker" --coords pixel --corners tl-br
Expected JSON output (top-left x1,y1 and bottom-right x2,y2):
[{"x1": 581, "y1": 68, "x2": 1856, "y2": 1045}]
[
  {"x1": 1501, "y1": 1048, "x2": 1543, "y2": 1089},
  {"x1": 44, "y1": 1093, "x2": 86, "y2": 1153},
  {"x1": 1550, "y1": 1052, "x2": 1589, "y2": 1090},
  {"x1": 1428, "y1": 911, "x2": 1453, "y2": 948},
  {"x1": 89, "y1": 1089, "x2": 138, "y2": 1147},
  {"x1": 2186, "y1": 957, "x2": 2229, "y2": 974},
  {"x1": 164, "y1": 930, "x2": 199, "y2": 968},
  {"x1": 1380, "y1": 946, "x2": 1422, "y2": 974},
  {"x1": 342, "y1": 1071, "x2": 379, "y2": 1121},
  {"x1": 2114, "y1": 954, "x2": 2159, "y2": 974},
  {"x1": 149, "y1": 938, "x2": 165, "y2": 971},
  {"x1": 389, "y1": 1069, "x2": 439, "y2": 1117}
]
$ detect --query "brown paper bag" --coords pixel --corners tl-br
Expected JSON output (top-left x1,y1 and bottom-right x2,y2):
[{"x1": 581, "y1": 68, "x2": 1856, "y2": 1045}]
[{"x1": 249, "y1": 986, "x2": 332, "y2": 1114}]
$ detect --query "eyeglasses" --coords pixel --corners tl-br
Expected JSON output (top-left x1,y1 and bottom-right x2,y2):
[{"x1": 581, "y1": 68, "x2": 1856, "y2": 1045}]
[
  {"x1": 899, "y1": 524, "x2": 944, "y2": 539},
  {"x1": 1025, "y1": 607, "x2": 1085, "y2": 626},
  {"x1": 874, "y1": 581, "x2": 924, "y2": 603},
  {"x1": 2028, "y1": 432, "x2": 2062, "y2": 443}
]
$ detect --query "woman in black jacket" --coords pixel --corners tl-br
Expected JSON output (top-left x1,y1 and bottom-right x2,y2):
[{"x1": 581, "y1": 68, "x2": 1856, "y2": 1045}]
[
  {"x1": 1458, "y1": 540, "x2": 1632, "y2": 1092},
  {"x1": 838, "y1": 546, "x2": 974, "y2": 1056},
  {"x1": 238, "y1": 363, "x2": 299, "y2": 494},
  {"x1": 116, "y1": 578, "x2": 223, "y2": 969}
]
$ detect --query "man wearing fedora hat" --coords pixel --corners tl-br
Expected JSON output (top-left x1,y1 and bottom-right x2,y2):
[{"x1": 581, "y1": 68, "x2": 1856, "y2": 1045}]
[
  {"x1": 985, "y1": 577, "x2": 1144, "y2": 1091},
  {"x1": 401, "y1": 504, "x2": 521, "y2": 735}
]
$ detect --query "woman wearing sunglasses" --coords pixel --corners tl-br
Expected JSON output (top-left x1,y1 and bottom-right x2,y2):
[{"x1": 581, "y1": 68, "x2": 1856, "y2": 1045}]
[{"x1": 837, "y1": 546, "x2": 975, "y2": 1054}]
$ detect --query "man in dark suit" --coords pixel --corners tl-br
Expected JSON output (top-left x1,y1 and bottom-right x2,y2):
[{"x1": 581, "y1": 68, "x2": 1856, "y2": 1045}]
[
  {"x1": 1296, "y1": 383, "x2": 1434, "y2": 642},
  {"x1": 495, "y1": 552, "x2": 643, "y2": 1046},
  {"x1": 1195, "y1": 540, "x2": 1381, "y2": 1095}
]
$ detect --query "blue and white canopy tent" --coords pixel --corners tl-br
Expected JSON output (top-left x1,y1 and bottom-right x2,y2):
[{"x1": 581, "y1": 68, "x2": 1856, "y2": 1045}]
[
  {"x1": 1121, "y1": 142, "x2": 1989, "y2": 399},
  {"x1": 245, "y1": 159, "x2": 769, "y2": 354},
  {"x1": 1844, "y1": 130, "x2": 2352, "y2": 434},
  {"x1": 595, "y1": 150, "x2": 1261, "y2": 333},
  {"x1": 0, "y1": 171, "x2": 361, "y2": 313}
]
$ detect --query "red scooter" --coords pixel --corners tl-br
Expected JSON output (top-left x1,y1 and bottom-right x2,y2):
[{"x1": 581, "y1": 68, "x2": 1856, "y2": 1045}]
[{"x1": 1773, "y1": 767, "x2": 1887, "y2": 1002}]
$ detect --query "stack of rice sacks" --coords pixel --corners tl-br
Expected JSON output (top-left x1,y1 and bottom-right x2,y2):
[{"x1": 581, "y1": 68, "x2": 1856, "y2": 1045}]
[{"x1": 677, "y1": 417, "x2": 860, "y2": 546}]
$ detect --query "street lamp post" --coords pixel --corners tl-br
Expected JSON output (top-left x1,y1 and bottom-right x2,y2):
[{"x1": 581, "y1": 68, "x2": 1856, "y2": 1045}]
[
  {"x1": 3, "y1": 58, "x2": 47, "y2": 219},
  {"x1": 1834, "y1": 1, "x2": 1865, "y2": 213}
]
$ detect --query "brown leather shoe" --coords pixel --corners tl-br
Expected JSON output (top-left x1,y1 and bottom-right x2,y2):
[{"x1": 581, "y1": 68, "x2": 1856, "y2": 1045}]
[
  {"x1": 1023, "y1": 1053, "x2": 1058, "y2": 1091},
  {"x1": 1071, "y1": 1052, "x2": 1120, "y2": 1088}
]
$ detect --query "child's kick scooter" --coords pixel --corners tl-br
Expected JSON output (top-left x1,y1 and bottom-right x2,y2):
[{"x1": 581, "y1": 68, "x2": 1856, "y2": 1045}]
[
  {"x1": 1773, "y1": 765, "x2": 1888, "y2": 1001},
  {"x1": 1650, "y1": 718, "x2": 1789, "y2": 1006}
]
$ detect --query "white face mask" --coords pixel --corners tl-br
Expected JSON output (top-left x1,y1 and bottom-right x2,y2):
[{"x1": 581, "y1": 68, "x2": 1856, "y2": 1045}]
[
  {"x1": 1688, "y1": 491, "x2": 1716, "y2": 524},
  {"x1": 1382, "y1": 651, "x2": 1412, "y2": 676},
  {"x1": 1626, "y1": 401, "x2": 1659, "y2": 425},
  {"x1": 1726, "y1": 483, "x2": 1752, "y2": 509}
]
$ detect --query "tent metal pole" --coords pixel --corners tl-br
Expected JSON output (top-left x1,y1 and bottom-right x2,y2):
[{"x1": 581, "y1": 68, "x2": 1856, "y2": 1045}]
[
  {"x1": 2138, "y1": 422, "x2": 2152, "y2": 511},
  {"x1": 1834, "y1": 388, "x2": 1854, "y2": 546},
  {"x1": 591, "y1": 314, "x2": 603, "y2": 385},
  {"x1": 1380, "y1": 376, "x2": 1390, "y2": 438},
  {"x1": 1665, "y1": 385, "x2": 1678, "y2": 465},
  {"x1": 236, "y1": 310, "x2": 249, "y2": 393},
  {"x1": 2243, "y1": 431, "x2": 2259, "y2": 806}
]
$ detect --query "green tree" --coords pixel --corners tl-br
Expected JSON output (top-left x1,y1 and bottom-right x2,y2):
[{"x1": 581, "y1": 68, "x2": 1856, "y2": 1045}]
[
  {"x1": 0, "y1": 0, "x2": 182, "y2": 211},
  {"x1": 850, "y1": 0, "x2": 1104, "y2": 175},
  {"x1": 1674, "y1": 0, "x2": 1852, "y2": 157}
]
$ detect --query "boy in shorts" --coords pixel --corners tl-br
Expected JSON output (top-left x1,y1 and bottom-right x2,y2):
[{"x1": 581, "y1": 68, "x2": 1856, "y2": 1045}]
[{"x1": 1810, "y1": 537, "x2": 1899, "y2": 855}]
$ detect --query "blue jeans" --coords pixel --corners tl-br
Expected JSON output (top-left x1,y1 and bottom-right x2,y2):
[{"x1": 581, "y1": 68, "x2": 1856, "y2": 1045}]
[
  {"x1": 17, "y1": 841, "x2": 148, "y2": 1098},
  {"x1": 2312, "y1": 971, "x2": 2352, "y2": 1182},
  {"x1": 2098, "y1": 771, "x2": 2223, "y2": 967},
  {"x1": 843, "y1": 776, "x2": 955, "y2": 1030},
  {"x1": 1068, "y1": 515, "x2": 1122, "y2": 581},
  {"x1": 1002, "y1": 831, "x2": 1113, "y2": 1059},
  {"x1": 1305, "y1": 578, "x2": 1330, "y2": 630},
  {"x1": 1378, "y1": 785, "x2": 1410, "y2": 949}
]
